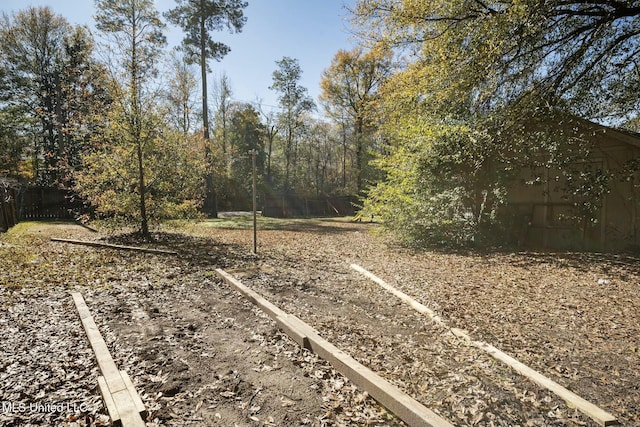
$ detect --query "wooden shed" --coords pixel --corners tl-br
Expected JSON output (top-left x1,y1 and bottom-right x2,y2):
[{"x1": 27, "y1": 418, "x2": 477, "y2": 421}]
[{"x1": 507, "y1": 117, "x2": 640, "y2": 252}]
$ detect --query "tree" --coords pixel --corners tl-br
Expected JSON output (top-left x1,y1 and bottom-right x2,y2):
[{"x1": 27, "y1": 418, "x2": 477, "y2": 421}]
[
  {"x1": 93, "y1": 0, "x2": 166, "y2": 238},
  {"x1": 165, "y1": 50, "x2": 199, "y2": 135},
  {"x1": 0, "y1": 7, "x2": 109, "y2": 184},
  {"x1": 297, "y1": 120, "x2": 341, "y2": 197},
  {"x1": 255, "y1": 100, "x2": 279, "y2": 183},
  {"x1": 211, "y1": 72, "x2": 233, "y2": 156},
  {"x1": 0, "y1": 108, "x2": 27, "y2": 178},
  {"x1": 165, "y1": 0, "x2": 248, "y2": 217},
  {"x1": 362, "y1": 116, "x2": 514, "y2": 246},
  {"x1": 50, "y1": 26, "x2": 112, "y2": 186},
  {"x1": 350, "y1": 0, "x2": 640, "y2": 247},
  {"x1": 0, "y1": 7, "x2": 68, "y2": 184},
  {"x1": 352, "y1": 0, "x2": 640, "y2": 126},
  {"x1": 226, "y1": 103, "x2": 265, "y2": 208},
  {"x1": 76, "y1": 106, "x2": 206, "y2": 225},
  {"x1": 320, "y1": 46, "x2": 393, "y2": 192},
  {"x1": 270, "y1": 57, "x2": 316, "y2": 192}
]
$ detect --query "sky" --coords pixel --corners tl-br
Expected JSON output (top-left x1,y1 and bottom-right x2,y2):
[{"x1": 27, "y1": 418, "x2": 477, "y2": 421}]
[{"x1": 1, "y1": 0, "x2": 358, "y2": 116}]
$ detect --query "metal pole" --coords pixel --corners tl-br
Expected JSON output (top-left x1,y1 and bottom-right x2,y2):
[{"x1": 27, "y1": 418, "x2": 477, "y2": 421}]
[{"x1": 252, "y1": 149, "x2": 257, "y2": 254}]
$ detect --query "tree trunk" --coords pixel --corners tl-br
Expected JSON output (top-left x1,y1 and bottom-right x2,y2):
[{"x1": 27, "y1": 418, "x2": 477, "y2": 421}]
[
  {"x1": 284, "y1": 124, "x2": 292, "y2": 192},
  {"x1": 137, "y1": 142, "x2": 149, "y2": 238},
  {"x1": 355, "y1": 115, "x2": 364, "y2": 192},
  {"x1": 341, "y1": 119, "x2": 347, "y2": 188},
  {"x1": 266, "y1": 125, "x2": 274, "y2": 181},
  {"x1": 131, "y1": 16, "x2": 149, "y2": 239},
  {"x1": 200, "y1": 6, "x2": 217, "y2": 218}
]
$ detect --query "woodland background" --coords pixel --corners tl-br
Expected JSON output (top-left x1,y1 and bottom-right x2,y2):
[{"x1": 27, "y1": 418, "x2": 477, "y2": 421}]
[{"x1": 1, "y1": 0, "x2": 640, "y2": 247}]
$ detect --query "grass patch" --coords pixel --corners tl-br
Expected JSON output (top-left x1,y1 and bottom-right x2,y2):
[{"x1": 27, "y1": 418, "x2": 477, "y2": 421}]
[
  {"x1": 2, "y1": 220, "x2": 87, "y2": 241},
  {"x1": 3, "y1": 221, "x2": 41, "y2": 237},
  {"x1": 195, "y1": 214, "x2": 355, "y2": 230}
]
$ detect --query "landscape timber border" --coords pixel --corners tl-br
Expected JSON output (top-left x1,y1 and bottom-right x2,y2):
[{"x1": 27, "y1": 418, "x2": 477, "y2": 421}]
[
  {"x1": 350, "y1": 263, "x2": 619, "y2": 427},
  {"x1": 52, "y1": 238, "x2": 178, "y2": 255},
  {"x1": 71, "y1": 292, "x2": 146, "y2": 427},
  {"x1": 214, "y1": 268, "x2": 455, "y2": 427}
]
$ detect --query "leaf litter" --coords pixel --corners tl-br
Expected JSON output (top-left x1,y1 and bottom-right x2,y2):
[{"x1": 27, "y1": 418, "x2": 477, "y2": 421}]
[{"x1": 1, "y1": 220, "x2": 638, "y2": 426}]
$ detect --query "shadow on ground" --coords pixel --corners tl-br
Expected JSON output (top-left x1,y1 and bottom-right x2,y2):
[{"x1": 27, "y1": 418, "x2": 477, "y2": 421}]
[{"x1": 101, "y1": 231, "x2": 254, "y2": 269}]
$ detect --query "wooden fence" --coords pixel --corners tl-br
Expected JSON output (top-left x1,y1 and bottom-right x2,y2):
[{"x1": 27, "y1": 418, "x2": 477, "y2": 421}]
[
  {"x1": 19, "y1": 187, "x2": 77, "y2": 221},
  {"x1": 0, "y1": 185, "x2": 18, "y2": 232},
  {"x1": 1, "y1": 185, "x2": 81, "y2": 232}
]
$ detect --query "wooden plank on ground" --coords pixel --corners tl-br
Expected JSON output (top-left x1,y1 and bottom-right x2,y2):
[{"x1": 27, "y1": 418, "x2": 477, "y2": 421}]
[
  {"x1": 274, "y1": 315, "x2": 311, "y2": 350},
  {"x1": 111, "y1": 389, "x2": 144, "y2": 427},
  {"x1": 215, "y1": 268, "x2": 288, "y2": 319},
  {"x1": 282, "y1": 313, "x2": 454, "y2": 427},
  {"x1": 350, "y1": 264, "x2": 619, "y2": 427},
  {"x1": 350, "y1": 264, "x2": 447, "y2": 328},
  {"x1": 72, "y1": 293, "x2": 127, "y2": 394},
  {"x1": 52, "y1": 238, "x2": 178, "y2": 255},
  {"x1": 120, "y1": 371, "x2": 147, "y2": 417},
  {"x1": 475, "y1": 342, "x2": 619, "y2": 427},
  {"x1": 71, "y1": 292, "x2": 146, "y2": 427},
  {"x1": 214, "y1": 268, "x2": 454, "y2": 427},
  {"x1": 98, "y1": 376, "x2": 120, "y2": 425}
]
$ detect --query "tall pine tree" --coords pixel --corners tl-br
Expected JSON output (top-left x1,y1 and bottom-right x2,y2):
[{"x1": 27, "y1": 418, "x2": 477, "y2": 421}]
[{"x1": 165, "y1": 0, "x2": 248, "y2": 217}]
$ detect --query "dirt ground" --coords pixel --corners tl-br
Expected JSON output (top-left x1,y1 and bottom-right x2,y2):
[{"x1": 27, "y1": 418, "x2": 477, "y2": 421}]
[{"x1": 1, "y1": 218, "x2": 638, "y2": 426}]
